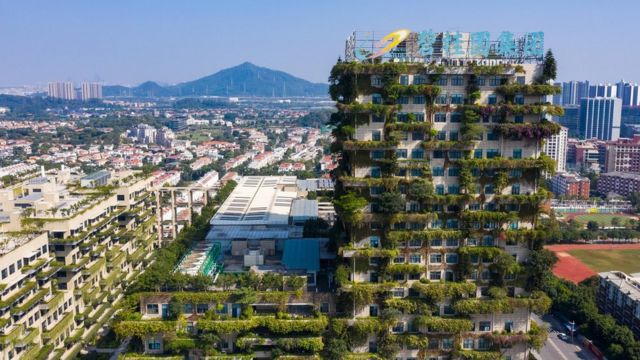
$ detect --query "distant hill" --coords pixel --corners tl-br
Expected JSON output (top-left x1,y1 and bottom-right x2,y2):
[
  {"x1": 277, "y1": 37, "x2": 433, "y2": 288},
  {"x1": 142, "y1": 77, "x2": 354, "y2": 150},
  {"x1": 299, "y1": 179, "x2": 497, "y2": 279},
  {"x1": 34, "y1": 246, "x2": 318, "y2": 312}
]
[{"x1": 103, "y1": 62, "x2": 328, "y2": 98}]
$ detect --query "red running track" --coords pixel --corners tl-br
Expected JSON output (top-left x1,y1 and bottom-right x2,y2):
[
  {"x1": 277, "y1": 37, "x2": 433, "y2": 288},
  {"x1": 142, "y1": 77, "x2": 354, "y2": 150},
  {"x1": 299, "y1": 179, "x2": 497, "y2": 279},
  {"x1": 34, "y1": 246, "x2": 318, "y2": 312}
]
[{"x1": 545, "y1": 244, "x2": 640, "y2": 284}]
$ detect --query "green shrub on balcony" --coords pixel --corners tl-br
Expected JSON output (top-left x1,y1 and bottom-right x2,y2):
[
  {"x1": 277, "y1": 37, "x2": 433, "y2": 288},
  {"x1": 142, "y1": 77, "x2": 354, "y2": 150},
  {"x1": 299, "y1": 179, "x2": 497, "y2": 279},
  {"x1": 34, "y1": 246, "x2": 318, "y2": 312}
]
[
  {"x1": 42, "y1": 311, "x2": 74, "y2": 342},
  {"x1": 495, "y1": 83, "x2": 561, "y2": 97},
  {"x1": 492, "y1": 121, "x2": 561, "y2": 140},
  {"x1": 411, "y1": 281, "x2": 477, "y2": 303},
  {"x1": 114, "y1": 320, "x2": 177, "y2": 338},
  {"x1": 274, "y1": 337, "x2": 324, "y2": 352},
  {"x1": 453, "y1": 291, "x2": 551, "y2": 315},
  {"x1": 412, "y1": 316, "x2": 474, "y2": 332}
]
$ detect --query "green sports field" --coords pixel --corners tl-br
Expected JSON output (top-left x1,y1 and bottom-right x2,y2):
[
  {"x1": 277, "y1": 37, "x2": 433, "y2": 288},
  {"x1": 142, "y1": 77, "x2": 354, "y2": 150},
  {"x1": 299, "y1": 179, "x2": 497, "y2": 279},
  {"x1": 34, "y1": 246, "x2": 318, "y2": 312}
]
[
  {"x1": 567, "y1": 249, "x2": 640, "y2": 274},
  {"x1": 572, "y1": 213, "x2": 634, "y2": 227}
]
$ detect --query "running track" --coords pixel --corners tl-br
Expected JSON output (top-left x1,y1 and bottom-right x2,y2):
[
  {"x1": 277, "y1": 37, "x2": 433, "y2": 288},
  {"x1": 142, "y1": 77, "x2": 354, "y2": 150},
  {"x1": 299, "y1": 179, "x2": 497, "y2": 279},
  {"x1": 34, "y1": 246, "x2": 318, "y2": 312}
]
[{"x1": 545, "y1": 244, "x2": 640, "y2": 283}]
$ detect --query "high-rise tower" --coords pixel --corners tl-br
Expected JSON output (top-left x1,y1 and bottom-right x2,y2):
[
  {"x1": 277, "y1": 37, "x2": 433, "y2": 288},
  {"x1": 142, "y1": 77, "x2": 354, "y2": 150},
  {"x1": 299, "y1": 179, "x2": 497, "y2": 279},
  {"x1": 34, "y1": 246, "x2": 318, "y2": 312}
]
[{"x1": 330, "y1": 30, "x2": 557, "y2": 360}]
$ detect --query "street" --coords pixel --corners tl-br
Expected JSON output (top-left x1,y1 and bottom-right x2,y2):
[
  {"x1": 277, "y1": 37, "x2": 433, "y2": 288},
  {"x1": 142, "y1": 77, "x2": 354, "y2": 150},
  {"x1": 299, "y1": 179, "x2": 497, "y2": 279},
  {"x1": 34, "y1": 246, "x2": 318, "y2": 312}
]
[{"x1": 532, "y1": 314, "x2": 598, "y2": 360}]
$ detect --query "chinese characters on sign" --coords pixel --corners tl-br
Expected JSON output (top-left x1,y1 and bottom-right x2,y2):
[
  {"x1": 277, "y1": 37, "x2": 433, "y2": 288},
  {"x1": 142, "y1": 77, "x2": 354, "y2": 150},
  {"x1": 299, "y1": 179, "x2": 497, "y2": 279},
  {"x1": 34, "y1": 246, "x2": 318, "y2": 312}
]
[{"x1": 350, "y1": 30, "x2": 544, "y2": 62}]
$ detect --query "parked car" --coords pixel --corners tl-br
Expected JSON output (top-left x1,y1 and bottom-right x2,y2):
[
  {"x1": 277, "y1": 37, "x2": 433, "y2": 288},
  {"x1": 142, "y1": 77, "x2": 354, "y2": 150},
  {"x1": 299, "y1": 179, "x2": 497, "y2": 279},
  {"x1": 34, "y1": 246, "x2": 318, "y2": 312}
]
[{"x1": 558, "y1": 332, "x2": 569, "y2": 341}]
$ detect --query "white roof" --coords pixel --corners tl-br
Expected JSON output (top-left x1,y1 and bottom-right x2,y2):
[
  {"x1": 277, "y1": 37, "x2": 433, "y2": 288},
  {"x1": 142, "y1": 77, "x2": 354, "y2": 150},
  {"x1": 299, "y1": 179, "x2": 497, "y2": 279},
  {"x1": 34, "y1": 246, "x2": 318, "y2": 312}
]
[{"x1": 210, "y1": 176, "x2": 298, "y2": 226}]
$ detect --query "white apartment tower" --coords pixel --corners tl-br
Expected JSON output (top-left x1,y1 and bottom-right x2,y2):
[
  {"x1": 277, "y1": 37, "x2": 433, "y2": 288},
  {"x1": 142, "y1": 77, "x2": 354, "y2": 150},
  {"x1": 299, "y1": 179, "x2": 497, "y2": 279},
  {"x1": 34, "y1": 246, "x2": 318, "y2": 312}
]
[
  {"x1": 543, "y1": 125, "x2": 568, "y2": 173},
  {"x1": 47, "y1": 82, "x2": 75, "y2": 100},
  {"x1": 81, "y1": 82, "x2": 103, "y2": 100}
]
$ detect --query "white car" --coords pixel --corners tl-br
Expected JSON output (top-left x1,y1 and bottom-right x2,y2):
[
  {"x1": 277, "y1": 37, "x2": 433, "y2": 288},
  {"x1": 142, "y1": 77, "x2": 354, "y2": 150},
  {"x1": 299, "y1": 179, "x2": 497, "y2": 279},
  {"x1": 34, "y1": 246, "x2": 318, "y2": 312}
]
[{"x1": 558, "y1": 333, "x2": 569, "y2": 341}]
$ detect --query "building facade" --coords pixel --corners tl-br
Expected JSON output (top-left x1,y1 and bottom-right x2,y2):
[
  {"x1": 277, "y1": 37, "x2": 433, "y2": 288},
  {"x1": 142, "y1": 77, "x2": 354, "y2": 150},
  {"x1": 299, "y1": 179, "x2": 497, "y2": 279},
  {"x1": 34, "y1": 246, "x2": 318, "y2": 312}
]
[
  {"x1": 598, "y1": 172, "x2": 640, "y2": 197},
  {"x1": 605, "y1": 135, "x2": 640, "y2": 173},
  {"x1": 0, "y1": 169, "x2": 159, "y2": 359},
  {"x1": 549, "y1": 172, "x2": 590, "y2": 199},
  {"x1": 597, "y1": 271, "x2": 640, "y2": 338},
  {"x1": 80, "y1": 82, "x2": 103, "y2": 101},
  {"x1": 47, "y1": 82, "x2": 75, "y2": 100},
  {"x1": 330, "y1": 38, "x2": 555, "y2": 359},
  {"x1": 543, "y1": 125, "x2": 568, "y2": 173},
  {"x1": 578, "y1": 97, "x2": 622, "y2": 141}
]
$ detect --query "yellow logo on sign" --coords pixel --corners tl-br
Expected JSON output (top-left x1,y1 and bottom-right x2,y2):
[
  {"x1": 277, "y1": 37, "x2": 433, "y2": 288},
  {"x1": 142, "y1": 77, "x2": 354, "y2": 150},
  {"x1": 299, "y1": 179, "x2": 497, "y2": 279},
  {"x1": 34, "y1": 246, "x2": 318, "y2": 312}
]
[{"x1": 369, "y1": 29, "x2": 411, "y2": 59}]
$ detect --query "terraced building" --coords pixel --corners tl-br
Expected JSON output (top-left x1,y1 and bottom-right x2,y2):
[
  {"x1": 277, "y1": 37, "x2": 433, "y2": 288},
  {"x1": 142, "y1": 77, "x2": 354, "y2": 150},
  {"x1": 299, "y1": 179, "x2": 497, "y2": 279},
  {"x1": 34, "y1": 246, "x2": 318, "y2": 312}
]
[
  {"x1": 0, "y1": 168, "x2": 159, "y2": 359},
  {"x1": 329, "y1": 31, "x2": 559, "y2": 360}
]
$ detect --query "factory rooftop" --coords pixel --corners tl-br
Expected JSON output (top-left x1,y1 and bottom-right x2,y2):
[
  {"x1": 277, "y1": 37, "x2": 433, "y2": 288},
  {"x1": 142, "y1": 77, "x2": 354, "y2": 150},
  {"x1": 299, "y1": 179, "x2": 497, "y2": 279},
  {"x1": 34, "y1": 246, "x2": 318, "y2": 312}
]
[{"x1": 210, "y1": 176, "x2": 298, "y2": 226}]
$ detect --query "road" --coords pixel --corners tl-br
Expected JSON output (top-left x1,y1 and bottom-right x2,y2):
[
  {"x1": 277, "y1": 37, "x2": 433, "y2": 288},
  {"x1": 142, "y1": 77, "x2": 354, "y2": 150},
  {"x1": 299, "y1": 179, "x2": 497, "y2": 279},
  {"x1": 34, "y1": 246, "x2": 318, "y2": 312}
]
[{"x1": 532, "y1": 314, "x2": 598, "y2": 360}]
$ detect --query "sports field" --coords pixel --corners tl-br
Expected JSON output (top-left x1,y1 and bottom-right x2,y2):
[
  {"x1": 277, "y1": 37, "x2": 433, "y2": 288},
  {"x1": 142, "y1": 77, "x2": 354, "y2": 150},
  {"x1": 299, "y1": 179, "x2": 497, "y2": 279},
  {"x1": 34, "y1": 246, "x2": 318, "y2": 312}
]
[
  {"x1": 568, "y1": 249, "x2": 640, "y2": 274},
  {"x1": 572, "y1": 213, "x2": 634, "y2": 226},
  {"x1": 546, "y1": 244, "x2": 640, "y2": 283}
]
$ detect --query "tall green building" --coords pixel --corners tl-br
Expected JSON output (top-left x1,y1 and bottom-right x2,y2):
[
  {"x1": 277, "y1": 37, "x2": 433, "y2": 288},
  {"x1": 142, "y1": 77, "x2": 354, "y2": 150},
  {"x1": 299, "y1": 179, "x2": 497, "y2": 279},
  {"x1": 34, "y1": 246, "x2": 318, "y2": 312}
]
[{"x1": 329, "y1": 30, "x2": 560, "y2": 360}]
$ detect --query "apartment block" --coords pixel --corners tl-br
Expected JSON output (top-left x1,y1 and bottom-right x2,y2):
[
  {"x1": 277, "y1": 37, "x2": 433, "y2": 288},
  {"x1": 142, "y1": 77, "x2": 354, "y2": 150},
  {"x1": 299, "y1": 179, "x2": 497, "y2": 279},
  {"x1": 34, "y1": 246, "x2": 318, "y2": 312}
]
[
  {"x1": 597, "y1": 271, "x2": 640, "y2": 338},
  {"x1": 598, "y1": 172, "x2": 640, "y2": 197},
  {"x1": 549, "y1": 172, "x2": 590, "y2": 199},
  {"x1": 543, "y1": 125, "x2": 568, "y2": 173},
  {"x1": 605, "y1": 135, "x2": 640, "y2": 173},
  {"x1": 329, "y1": 31, "x2": 555, "y2": 360},
  {"x1": 0, "y1": 168, "x2": 159, "y2": 359}
]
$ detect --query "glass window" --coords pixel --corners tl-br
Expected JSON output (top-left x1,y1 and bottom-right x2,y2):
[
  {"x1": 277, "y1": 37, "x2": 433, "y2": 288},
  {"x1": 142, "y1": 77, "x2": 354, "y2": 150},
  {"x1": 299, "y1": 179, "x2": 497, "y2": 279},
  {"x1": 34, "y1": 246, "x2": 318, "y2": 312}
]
[
  {"x1": 512, "y1": 149, "x2": 522, "y2": 159},
  {"x1": 148, "y1": 341, "x2": 161, "y2": 350},
  {"x1": 478, "y1": 338, "x2": 491, "y2": 350},
  {"x1": 372, "y1": 130, "x2": 381, "y2": 141},
  {"x1": 489, "y1": 76, "x2": 502, "y2": 86},
  {"x1": 436, "y1": 131, "x2": 446, "y2": 140},
  {"x1": 433, "y1": 150, "x2": 444, "y2": 159},
  {"x1": 450, "y1": 94, "x2": 464, "y2": 104},
  {"x1": 479, "y1": 321, "x2": 491, "y2": 331},
  {"x1": 487, "y1": 131, "x2": 499, "y2": 141},
  {"x1": 449, "y1": 131, "x2": 459, "y2": 141},
  {"x1": 414, "y1": 75, "x2": 426, "y2": 85},
  {"x1": 442, "y1": 338, "x2": 454, "y2": 349},
  {"x1": 432, "y1": 167, "x2": 444, "y2": 176},
  {"x1": 515, "y1": 95, "x2": 525, "y2": 104},
  {"x1": 370, "y1": 167, "x2": 381, "y2": 178},
  {"x1": 463, "y1": 338, "x2": 474, "y2": 349},
  {"x1": 435, "y1": 184, "x2": 445, "y2": 195},
  {"x1": 409, "y1": 254, "x2": 421, "y2": 263},
  {"x1": 196, "y1": 304, "x2": 208, "y2": 313},
  {"x1": 474, "y1": 149, "x2": 483, "y2": 159},
  {"x1": 436, "y1": 95, "x2": 447, "y2": 104},
  {"x1": 146, "y1": 304, "x2": 159, "y2": 314},
  {"x1": 429, "y1": 271, "x2": 442, "y2": 280},
  {"x1": 400, "y1": 75, "x2": 409, "y2": 85},
  {"x1": 514, "y1": 115, "x2": 524, "y2": 123},
  {"x1": 438, "y1": 76, "x2": 448, "y2": 86},
  {"x1": 430, "y1": 254, "x2": 442, "y2": 263},
  {"x1": 446, "y1": 253, "x2": 459, "y2": 264},
  {"x1": 371, "y1": 76, "x2": 382, "y2": 86},
  {"x1": 450, "y1": 113, "x2": 462, "y2": 123},
  {"x1": 516, "y1": 76, "x2": 526, "y2": 85},
  {"x1": 414, "y1": 95, "x2": 426, "y2": 104},
  {"x1": 451, "y1": 75, "x2": 464, "y2": 86},
  {"x1": 412, "y1": 131, "x2": 425, "y2": 141},
  {"x1": 411, "y1": 149, "x2": 424, "y2": 159},
  {"x1": 446, "y1": 238, "x2": 459, "y2": 247},
  {"x1": 476, "y1": 76, "x2": 485, "y2": 86},
  {"x1": 414, "y1": 112, "x2": 425, "y2": 122},
  {"x1": 449, "y1": 150, "x2": 462, "y2": 159},
  {"x1": 396, "y1": 149, "x2": 407, "y2": 158},
  {"x1": 397, "y1": 96, "x2": 410, "y2": 104},
  {"x1": 370, "y1": 150, "x2": 384, "y2": 160},
  {"x1": 397, "y1": 113, "x2": 409, "y2": 122},
  {"x1": 484, "y1": 185, "x2": 495, "y2": 194},
  {"x1": 370, "y1": 186, "x2": 383, "y2": 195},
  {"x1": 488, "y1": 94, "x2": 497, "y2": 105},
  {"x1": 448, "y1": 167, "x2": 460, "y2": 176},
  {"x1": 435, "y1": 112, "x2": 446, "y2": 122},
  {"x1": 486, "y1": 149, "x2": 500, "y2": 158},
  {"x1": 183, "y1": 303, "x2": 193, "y2": 314},
  {"x1": 410, "y1": 169, "x2": 422, "y2": 177},
  {"x1": 370, "y1": 236, "x2": 380, "y2": 248},
  {"x1": 447, "y1": 185, "x2": 459, "y2": 194},
  {"x1": 372, "y1": 114, "x2": 384, "y2": 123},
  {"x1": 372, "y1": 94, "x2": 382, "y2": 104},
  {"x1": 511, "y1": 184, "x2": 520, "y2": 195}
]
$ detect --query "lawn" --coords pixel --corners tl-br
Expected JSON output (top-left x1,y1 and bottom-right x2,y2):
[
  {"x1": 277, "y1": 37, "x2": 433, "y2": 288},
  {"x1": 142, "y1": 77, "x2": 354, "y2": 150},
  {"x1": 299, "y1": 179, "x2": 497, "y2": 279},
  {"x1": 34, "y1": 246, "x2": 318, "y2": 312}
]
[
  {"x1": 568, "y1": 249, "x2": 640, "y2": 274},
  {"x1": 573, "y1": 213, "x2": 633, "y2": 226}
]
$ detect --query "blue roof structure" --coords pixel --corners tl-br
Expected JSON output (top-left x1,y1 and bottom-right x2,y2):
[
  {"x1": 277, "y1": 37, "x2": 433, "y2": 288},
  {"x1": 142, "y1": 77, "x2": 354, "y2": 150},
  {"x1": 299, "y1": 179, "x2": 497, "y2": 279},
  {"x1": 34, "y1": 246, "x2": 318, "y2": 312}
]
[{"x1": 282, "y1": 239, "x2": 319, "y2": 272}]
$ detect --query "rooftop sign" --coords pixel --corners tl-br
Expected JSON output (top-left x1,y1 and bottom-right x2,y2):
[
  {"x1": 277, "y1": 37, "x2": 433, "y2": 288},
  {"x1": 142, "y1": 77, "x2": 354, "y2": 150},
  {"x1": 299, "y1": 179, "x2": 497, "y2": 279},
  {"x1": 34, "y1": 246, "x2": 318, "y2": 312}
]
[{"x1": 345, "y1": 30, "x2": 544, "y2": 63}]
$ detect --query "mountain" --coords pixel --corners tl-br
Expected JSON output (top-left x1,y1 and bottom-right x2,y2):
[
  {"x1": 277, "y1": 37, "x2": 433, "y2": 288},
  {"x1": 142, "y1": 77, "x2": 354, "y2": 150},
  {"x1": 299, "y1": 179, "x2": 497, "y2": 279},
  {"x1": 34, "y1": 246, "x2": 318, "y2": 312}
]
[{"x1": 103, "y1": 62, "x2": 328, "y2": 98}]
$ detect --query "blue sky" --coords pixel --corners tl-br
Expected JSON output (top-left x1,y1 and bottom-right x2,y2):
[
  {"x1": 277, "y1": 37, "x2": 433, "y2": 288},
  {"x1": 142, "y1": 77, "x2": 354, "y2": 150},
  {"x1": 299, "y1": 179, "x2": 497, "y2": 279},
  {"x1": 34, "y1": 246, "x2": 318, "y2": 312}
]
[{"x1": 0, "y1": 0, "x2": 637, "y2": 86}]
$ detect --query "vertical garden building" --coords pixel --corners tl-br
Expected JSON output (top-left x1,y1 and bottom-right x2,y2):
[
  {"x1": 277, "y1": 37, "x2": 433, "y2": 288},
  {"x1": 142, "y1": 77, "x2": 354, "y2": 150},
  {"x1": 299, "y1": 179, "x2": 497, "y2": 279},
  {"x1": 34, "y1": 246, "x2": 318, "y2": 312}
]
[{"x1": 330, "y1": 30, "x2": 559, "y2": 359}]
